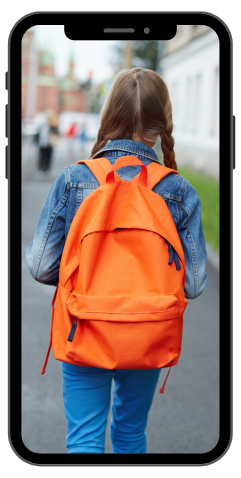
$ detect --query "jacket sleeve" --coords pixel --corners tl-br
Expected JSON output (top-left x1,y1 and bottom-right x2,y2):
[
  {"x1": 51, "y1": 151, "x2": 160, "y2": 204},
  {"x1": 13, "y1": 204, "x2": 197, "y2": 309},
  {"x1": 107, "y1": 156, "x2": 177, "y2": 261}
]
[
  {"x1": 25, "y1": 169, "x2": 68, "y2": 285},
  {"x1": 177, "y1": 179, "x2": 207, "y2": 299}
]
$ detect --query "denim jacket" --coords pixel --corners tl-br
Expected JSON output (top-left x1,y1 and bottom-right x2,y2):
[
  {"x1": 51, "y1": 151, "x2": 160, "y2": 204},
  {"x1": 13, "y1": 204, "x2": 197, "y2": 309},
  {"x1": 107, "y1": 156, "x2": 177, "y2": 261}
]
[{"x1": 26, "y1": 139, "x2": 207, "y2": 299}]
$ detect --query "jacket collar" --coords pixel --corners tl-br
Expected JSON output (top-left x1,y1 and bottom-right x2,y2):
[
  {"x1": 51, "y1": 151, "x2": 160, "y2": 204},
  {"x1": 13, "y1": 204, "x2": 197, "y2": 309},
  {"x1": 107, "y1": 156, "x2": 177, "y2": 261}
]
[{"x1": 91, "y1": 139, "x2": 161, "y2": 163}]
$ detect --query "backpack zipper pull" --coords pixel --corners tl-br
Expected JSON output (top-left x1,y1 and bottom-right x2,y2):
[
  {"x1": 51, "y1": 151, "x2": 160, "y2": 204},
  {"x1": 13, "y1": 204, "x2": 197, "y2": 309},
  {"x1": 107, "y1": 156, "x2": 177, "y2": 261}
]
[
  {"x1": 173, "y1": 252, "x2": 181, "y2": 270},
  {"x1": 167, "y1": 243, "x2": 181, "y2": 270},
  {"x1": 67, "y1": 317, "x2": 77, "y2": 342},
  {"x1": 168, "y1": 243, "x2": 174, "y2": 265}
]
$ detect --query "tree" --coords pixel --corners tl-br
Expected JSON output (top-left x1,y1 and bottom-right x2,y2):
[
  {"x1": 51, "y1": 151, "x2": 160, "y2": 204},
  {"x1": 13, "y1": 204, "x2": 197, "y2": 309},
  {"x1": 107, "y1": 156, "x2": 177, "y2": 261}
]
[{"x1": 110, "y1": 40, "x2": 165, "y2": 73}]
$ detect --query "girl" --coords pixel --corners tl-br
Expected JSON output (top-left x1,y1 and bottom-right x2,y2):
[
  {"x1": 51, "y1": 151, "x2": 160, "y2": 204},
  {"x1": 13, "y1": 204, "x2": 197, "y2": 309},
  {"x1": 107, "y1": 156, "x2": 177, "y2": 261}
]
[{"x1": 26, "y1": 68, "x2": 207, "y2": 454}]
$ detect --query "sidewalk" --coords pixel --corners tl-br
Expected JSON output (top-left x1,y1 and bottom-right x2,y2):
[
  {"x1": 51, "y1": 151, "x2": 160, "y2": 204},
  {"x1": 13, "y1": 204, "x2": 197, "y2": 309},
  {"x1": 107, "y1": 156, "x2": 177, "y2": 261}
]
[{"x1": 206, "y1": 243, "x2": 219, "y2": 272}]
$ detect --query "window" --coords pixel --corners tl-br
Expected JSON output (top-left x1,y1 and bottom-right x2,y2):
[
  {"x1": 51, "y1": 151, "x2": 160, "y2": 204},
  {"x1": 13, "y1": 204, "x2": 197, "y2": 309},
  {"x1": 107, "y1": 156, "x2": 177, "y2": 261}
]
[
  {"x1": 184, "y1": 74, "x2": 202, "y2": 135},
  {"x1": 210, "y1": 67, "x2": 219, "y2": 136},
  {"x1": 193, "y1": 74, "x2": 202, "y2": 134},
  {"x1": 184, "y1": 76, "x2": 195, "y2": 132}
]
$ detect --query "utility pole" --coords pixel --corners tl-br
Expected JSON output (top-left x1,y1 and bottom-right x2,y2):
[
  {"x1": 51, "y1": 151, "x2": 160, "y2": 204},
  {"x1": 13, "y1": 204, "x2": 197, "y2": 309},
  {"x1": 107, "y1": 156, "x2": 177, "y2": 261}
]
[{"x1": 123, "y1": 41, "x2": 134, "y2": 69}]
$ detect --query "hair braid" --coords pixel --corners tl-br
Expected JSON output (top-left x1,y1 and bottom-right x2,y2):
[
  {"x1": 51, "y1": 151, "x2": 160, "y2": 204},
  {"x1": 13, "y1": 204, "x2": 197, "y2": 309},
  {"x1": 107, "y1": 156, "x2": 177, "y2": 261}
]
[{"x1": 160, "y1": 117, "x2": 177, "y2": 171}]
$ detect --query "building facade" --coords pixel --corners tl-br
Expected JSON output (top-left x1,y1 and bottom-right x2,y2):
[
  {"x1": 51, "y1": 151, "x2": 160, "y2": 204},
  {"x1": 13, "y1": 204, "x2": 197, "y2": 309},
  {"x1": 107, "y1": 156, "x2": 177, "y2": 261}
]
[
  {"x1": 35, "y1": 49, "x2": 59, "y2": 115},
  {"x1": 22, "y1": 29, "x2": 88, "y2": 120},
  {"x1": 160, "y1": 26, "x2": 219, "y2": 178},
  {"x1": 59, "y1": 55, "x2": 87, "y2": 113},
  {"x1": 22, "y1": 28, "x2": 39, "y2": 119}
]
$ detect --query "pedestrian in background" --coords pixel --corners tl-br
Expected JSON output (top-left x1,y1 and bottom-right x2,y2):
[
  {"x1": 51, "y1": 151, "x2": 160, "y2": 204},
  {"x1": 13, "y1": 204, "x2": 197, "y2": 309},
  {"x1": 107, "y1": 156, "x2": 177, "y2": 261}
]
[
  {"x1": 26, "y1": 68, "x2": 207, "y2": 454},
  {"x1": 37, "y1": 116, "x2": 58, "y2": 179},
  {"x1": 77, "y1": 123, "x2": 87, "y2": 152},
  {"x1": 66, "y1": 122, "x2": 77, "y2": 160}
]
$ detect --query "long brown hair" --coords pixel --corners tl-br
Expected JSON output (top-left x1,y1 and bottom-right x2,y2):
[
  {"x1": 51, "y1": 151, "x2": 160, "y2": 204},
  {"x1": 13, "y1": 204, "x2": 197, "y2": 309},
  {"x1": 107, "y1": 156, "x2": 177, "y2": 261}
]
[{"x1": 90, "y1": 68, "x2": 177, "y2": 170}]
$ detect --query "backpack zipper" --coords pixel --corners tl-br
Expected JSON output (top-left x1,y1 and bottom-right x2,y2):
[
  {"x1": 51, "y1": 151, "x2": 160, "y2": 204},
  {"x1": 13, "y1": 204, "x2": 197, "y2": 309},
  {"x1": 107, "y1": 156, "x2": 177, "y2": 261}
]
[{"x1": 67, "y1": 317, "x2": 77, "y2": 342}]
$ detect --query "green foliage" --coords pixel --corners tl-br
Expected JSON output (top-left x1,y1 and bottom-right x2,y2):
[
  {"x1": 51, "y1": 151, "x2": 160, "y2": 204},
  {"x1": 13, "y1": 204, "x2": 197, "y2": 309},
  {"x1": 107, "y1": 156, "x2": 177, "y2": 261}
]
[
  {"x1": 178, "y1": 167, "x2": 219, "y2": 252},
  {"x1": 111, "y1": 40, "x2": 164, "y2": 72},
  {"x1": 132, "y1": 40, "x2": 161, "y2": 70}
]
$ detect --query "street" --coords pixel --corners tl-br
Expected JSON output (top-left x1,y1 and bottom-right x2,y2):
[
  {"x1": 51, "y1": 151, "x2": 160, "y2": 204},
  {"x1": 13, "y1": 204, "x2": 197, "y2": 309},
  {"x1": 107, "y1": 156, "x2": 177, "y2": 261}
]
[{"x1": 22, "y1": 139, "x2": 219, "y2": 454}]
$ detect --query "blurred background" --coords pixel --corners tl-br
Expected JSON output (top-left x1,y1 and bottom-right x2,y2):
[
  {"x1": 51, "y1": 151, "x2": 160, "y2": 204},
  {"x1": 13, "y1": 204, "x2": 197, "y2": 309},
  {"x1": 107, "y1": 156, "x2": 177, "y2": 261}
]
[
  {"x1": 22, "y1": 26, "x2": 219, "y2": 166},
  {"x1": 22, "y1": 25, "x2": 219, "y2": 251},
  {"x1": 22, "y1": 26, "x2": 220, "y2": 455}
]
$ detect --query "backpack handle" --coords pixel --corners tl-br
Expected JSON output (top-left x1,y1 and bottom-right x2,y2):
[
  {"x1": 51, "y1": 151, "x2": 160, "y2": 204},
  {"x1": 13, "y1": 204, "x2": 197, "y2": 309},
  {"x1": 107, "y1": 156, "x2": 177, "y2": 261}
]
[{"x1": 106, "y1": 155, "x2": 147, "y2": 186}]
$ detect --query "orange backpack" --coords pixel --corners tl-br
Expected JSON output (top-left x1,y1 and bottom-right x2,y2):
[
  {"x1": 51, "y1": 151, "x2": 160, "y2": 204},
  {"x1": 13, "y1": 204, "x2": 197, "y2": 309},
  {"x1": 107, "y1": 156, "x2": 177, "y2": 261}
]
[{"x1": 41, "y1": 155, "x2": 188, "y2": 393}]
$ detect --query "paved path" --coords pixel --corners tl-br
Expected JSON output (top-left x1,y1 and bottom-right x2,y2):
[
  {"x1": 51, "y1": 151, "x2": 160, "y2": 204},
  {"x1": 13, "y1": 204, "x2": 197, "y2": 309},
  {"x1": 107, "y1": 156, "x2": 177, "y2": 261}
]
[{"x1": 22, "y1": 139, "x2": 219, "y2": 454}]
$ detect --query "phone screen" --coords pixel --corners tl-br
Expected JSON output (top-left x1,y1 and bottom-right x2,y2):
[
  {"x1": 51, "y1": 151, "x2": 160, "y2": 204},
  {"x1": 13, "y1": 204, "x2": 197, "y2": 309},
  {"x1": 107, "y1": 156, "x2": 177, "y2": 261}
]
[{"x1": 9, "y1": 12, "x2": 231, "y2": 466}]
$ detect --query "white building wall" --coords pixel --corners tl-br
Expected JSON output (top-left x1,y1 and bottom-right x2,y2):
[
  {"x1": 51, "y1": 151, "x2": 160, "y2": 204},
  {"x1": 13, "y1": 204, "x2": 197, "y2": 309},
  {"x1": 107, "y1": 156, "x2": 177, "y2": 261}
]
[{"x1": 160, "y1": 30, "x2": 219, "y2": 178}]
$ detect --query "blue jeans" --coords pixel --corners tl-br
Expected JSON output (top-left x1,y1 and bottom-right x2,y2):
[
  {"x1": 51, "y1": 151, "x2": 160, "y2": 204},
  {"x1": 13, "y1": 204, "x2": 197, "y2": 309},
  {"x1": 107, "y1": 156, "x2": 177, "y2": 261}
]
[{"x1": 60, "y1": 362, "x2": 161, "y2": 454}]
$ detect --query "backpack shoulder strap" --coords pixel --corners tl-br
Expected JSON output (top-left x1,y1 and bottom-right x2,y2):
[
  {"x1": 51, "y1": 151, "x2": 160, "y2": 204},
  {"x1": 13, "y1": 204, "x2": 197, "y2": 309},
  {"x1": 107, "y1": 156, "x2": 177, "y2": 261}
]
[
  {"x1": 133, "y1": 161, "x2": 179, "y2": 190},
  {"x1": 75, "y1": 157, "x2": 118, "y2": 185}
]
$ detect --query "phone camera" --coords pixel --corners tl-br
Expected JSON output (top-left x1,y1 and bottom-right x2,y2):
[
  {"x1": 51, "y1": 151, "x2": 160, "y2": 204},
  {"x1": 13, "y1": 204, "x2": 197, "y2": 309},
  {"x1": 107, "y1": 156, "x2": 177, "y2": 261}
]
[{"x1": 144, "y1": 27, "x2": 150, "y2": 34}]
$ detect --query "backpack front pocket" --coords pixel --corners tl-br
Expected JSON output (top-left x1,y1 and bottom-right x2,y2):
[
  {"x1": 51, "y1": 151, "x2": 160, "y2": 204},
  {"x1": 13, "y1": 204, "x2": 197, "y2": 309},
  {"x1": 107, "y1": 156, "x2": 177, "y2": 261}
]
[
  {"x1": 66, "y1": 292, "x2": 180, "y2": 320},
  {"x1": 64, "y1": 293, "x2": 184, "y2": 369}
]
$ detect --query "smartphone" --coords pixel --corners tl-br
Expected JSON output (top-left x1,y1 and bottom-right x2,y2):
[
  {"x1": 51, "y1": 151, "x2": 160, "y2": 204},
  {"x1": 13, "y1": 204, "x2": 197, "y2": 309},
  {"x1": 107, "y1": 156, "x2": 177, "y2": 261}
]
[{"x1": 7, "y1": 11, "x2": 233, "y2": 465}]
